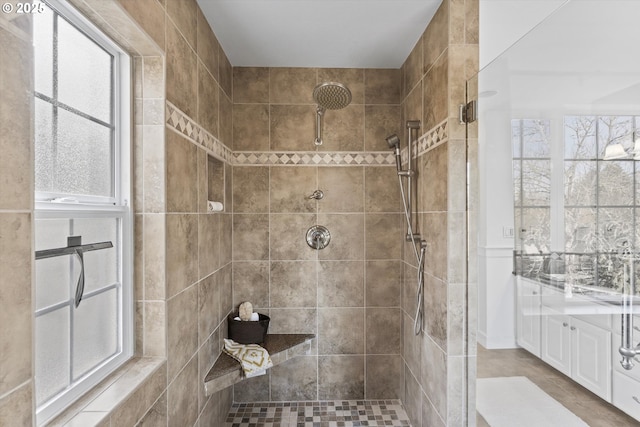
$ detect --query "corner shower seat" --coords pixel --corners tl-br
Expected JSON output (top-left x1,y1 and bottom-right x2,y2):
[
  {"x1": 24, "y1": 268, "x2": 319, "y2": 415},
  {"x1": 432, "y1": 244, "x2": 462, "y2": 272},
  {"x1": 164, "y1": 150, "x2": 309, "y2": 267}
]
[{"x1": 204, "y1": 334, "x2": 315, "y2": 396}]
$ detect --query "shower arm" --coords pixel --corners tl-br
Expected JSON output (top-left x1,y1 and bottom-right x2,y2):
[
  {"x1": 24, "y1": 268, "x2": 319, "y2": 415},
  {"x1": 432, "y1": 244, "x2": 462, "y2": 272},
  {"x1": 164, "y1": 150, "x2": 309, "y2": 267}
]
[{"x1": 314, "y1": 106, "x2": 325, "y2": 146}]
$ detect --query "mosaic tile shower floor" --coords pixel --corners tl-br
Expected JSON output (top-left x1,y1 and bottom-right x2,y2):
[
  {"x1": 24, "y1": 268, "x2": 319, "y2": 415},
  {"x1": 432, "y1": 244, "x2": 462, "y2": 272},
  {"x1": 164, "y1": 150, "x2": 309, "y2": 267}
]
[{"x1": 226, "y1": 400, "x2": 412, "y2": 427}]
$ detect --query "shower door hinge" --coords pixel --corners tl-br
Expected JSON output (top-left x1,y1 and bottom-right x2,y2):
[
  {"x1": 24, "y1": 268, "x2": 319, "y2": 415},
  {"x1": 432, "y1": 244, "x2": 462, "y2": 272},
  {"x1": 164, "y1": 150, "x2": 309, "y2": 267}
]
[{"x1": 459, "y1": 100, "x2": 477, "y2": 124}]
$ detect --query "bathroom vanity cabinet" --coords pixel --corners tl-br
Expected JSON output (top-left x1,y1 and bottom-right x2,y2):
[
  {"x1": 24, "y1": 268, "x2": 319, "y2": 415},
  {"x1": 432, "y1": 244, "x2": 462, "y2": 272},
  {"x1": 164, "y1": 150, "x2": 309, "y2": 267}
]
[{"x1": 516, "y1": 277, "x2": 640, "y2": 420}]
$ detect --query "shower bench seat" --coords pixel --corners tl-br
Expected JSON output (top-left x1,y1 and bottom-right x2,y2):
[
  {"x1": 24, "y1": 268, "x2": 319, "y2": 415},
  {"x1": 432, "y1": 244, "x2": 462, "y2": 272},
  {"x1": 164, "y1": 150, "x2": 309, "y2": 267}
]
[{"x1": 204, "y1": 333, "x2": 315, "y2": 396}]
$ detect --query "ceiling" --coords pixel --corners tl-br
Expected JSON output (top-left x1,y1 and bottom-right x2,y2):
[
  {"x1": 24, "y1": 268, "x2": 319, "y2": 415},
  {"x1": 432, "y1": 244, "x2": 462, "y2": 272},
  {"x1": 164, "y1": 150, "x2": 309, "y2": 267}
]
[
  {"x1": 479, "y1": 0, "x2": 640, "y2": 113},
  {"x1": 196, "y1": 0, "x2": 442, "y2": 69}
]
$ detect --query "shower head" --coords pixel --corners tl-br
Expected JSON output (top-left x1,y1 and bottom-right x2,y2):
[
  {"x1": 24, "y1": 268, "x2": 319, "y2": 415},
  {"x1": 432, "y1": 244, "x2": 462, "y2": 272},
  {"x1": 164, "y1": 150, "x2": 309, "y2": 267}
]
[
  {"x1": 313, "y1": 82, "x2": 352, "y2": 146},
  {"x1": 386, "y1": 134, "x2": 403, "y2": 173},
  {"x1": 313, "y1": 82, "x2": 352, "y2": 110},
  {"x1": 386, "y1": 134, "x2": 400, "y2": 149}
]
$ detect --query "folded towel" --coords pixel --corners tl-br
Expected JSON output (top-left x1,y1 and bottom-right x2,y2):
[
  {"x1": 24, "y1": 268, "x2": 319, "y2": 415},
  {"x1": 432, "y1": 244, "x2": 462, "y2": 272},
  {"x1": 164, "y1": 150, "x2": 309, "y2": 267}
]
[{"x1": 223, "y1": 338, "x2": 273, "y2": 378}]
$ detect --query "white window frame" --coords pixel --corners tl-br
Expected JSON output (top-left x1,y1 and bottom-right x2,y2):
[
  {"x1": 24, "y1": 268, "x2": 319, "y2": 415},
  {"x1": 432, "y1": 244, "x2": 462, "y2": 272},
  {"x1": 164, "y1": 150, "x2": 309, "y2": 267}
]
[{"x1": 33, "y1": 0, "x2": 133, "y2": 424}]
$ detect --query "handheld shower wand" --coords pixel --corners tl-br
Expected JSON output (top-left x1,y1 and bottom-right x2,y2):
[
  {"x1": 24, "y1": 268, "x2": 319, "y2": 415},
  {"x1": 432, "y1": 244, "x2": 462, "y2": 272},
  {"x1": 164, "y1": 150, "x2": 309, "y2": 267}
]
[{"x1": 386, "y1": 134, "x2": 402, "y2": 173}]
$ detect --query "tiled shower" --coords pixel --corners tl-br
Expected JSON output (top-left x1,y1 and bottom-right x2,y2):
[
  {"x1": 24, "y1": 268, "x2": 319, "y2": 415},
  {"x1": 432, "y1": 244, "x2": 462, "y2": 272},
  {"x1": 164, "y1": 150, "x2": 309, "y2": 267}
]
[{"x1": 0, "y1": 0, "x2": 478, "y2": 426}]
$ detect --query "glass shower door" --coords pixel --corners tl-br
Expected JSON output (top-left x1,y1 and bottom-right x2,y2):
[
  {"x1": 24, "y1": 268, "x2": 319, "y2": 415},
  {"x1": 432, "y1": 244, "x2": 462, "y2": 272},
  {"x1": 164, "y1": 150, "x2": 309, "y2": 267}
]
[{"x1": 475, "y1": 1, "x2": 640, "y2": 425}]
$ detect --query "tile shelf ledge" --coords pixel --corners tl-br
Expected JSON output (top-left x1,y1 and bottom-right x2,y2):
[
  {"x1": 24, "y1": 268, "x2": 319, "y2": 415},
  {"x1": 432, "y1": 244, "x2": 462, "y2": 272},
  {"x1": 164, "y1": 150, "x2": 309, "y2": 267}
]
[{"x1": 204, "y1": 334, "x2": 315, "y2": 396}]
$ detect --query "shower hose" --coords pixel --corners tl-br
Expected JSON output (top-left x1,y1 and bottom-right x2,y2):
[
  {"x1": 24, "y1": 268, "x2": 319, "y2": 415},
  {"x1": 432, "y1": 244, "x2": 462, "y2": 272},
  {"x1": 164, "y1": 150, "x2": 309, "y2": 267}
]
[{"x1": 397, "y1": 173, "x2": 427, "y2": 335}]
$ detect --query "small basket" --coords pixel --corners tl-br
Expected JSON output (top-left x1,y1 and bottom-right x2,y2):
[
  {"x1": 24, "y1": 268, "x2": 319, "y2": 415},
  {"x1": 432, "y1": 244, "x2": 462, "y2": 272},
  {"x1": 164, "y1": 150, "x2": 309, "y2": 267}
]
[{"x1": 228, "y1": 313, "x2": 270, "y2": 344}]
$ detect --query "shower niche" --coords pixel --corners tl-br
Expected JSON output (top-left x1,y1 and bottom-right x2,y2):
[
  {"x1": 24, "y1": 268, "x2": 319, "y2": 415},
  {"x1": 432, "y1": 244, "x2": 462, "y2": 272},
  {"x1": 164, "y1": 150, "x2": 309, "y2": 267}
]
[{"x1": 207, "y1": 154, "x2": 225, "y2": 212}]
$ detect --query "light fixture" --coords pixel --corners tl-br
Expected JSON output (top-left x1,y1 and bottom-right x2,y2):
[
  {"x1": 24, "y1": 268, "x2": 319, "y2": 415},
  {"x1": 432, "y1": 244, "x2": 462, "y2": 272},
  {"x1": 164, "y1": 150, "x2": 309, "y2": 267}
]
[{"x1": 603, "y1": 143, "x2": 628, "y2": 160}]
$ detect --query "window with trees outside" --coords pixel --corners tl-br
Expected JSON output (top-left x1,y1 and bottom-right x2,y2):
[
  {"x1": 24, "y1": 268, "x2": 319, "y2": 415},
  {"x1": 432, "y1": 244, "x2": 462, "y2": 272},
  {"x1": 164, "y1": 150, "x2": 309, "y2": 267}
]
[
  {"x1": 513, "y1": 116, "x2": 640, "y2": 294},
  {"x1": 32, "y1": 0, "x2": 132, "y2": 424}
]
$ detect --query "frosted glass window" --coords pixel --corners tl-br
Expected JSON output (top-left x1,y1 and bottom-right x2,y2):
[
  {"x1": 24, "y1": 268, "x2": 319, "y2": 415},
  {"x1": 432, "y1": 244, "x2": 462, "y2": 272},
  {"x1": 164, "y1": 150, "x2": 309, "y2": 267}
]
[
  {"x1": 73, "y1": 289, "x2": 118, "y2": 378},
  {"x1": 33, "y1": 0, "x2": 131, "y2": 423},
  {"x1": 56, "y1": 108, "x2": 112, "y2": 197},
  {"x1": 33, "y1": 5, "x2": 54, "y2": 98},
  {"x1": 57, "y1": 17, "x2": 112, "y2": 123},
  {"x1": 34, "y1": 0, "x2": 115, "y2": 200},
  {"x1": 35, "y1": 309, "x2": 70, "y2": 406}
]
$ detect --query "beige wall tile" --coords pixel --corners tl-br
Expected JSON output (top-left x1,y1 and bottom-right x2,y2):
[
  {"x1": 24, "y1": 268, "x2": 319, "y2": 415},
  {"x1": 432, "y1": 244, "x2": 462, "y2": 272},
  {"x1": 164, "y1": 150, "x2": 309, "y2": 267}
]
[
  {"x1": 270, "y1": 261, "x2": 317, "y2": 307},
  {"x1": 142, "y1": 125, "x2": 165, "y2": 213},
  {"x1": 270, "y1": 213, "x2": 317, "y2": 260},
  {"x1": 318, "y1": 355, "x2": 364, "y2": 399},
  {"x1": 117, "y1": 0, "x2": 165, "y2": 49},
  {"x1": 232, "y1": 166, "x2": 269, "y2": 213},
  {"x1": 419, "y1": 142, "x2": 448, "y2": 212},
  {"x1": 365, "y1": 260, "x2": 401, "y2": 307},
  {"x1": 423, "y1": 52, "x2": 449, "y2": 134},
  {"x1": 318, "y1": 261, "x2": 364, "y2": 307},
  {"x1": 0, "y1": 382, "x2": 32, "y2": 427},
  {"x1": 268, "y1": 308, "x2": 317, "y2": 334},
  {"x1": 0, "y1": 28, "x2": 31, "y2": 211},
  {"x1": 403, "y1": 367, "x2": 422, "y2": 426},
  {"x1": 167, "y1": 356, "x2": 198, "y2": 427},
  {"x1": 366, "y1": 307, "x2": 401, "y2": 354},
  {"x1": 166, "y1": 0, "x2": 197, "y2": 49},
  {"x1": 138, "y1": 391, "x2": 167, "y2": 426},
  {"x1": 167, "y1": 284, "x2": 198, "y2": 381},
  {"x1": 233, "y1": 372, "x2": 270, "y2": 402},
  {"x1": 271, "y1": 356, "x2": 318, "y2": 400},
  {"x1": 270, "y1": 68, "x2": 316, "y2": 104},
  {"x1": 319, "y1": 104, "x2": 365, "y2": 151},
  {"x1": 219, "y1": 49, "x2": 233, "y2": 100},
  {"x1": 364, "y1": 167, "x2": 402, "y2": 213},
  {"x1": 365, "y1": 213, "x2": 402, "y2": 260},
  {"x1": 318, "y1": 308, "x2": 364, "y2": 354},
  {"x1": 197, "y1": 62, "x2": 219, "y2": 139},
  {"x1": 421, "y1": 335, "x2": 447, "y2": 420},
  {"x1": 232, "y1": 261, "x2": 269, "y2": 308},
  {"x1": 403, "y1": 38, "x2": 423, "y2": 99},
  {"x1": 0, "y1": 213, "x2": 32, "y2": 395},
  {"x1": 270, "y1": 105, "x2": 316, "y2": 151},
  {"x1": 364, "y1": 105, "x2": 401, "y2": 151},
  {"x1": 233, "y1": 67, "x2": 269, "y2": 104},
  {"x1": 166, "y1": 22, "x2": 197, "y2": 118},
  {"x1": 233, "y1": 104, "x2": 269, "y2": 151},
  {"x1": 233, "y1": 214, "x2": 269, "y2": 260},
  {"x1": 219, "y1": 88, "x2": 233, "y2": 146},
  {"x1": 166, "y1": 214, "x2": 198, "y2": 297},
  {"x1": 198, "y1": 274, "x2": 221, "y2": 346},
  {"x1": 198, "y1": 213, "x2": 220, "y2": 277},
  {"x1": 422, "y1": 1, "x2": 449, "y2": 75},
  {"x1": 424, "y1": 275, "x2": 447, "y2": 351},
  {"x1": 270, "y1": 167, "x2": 317, "y2": 213},
  {"x1": 144, "y1": 301, "x2": 166, "y2": 356},
  {"x1": 365, "y1": 68, "x2": 401, "y2": 105},
  {"x1": 366, "y1": 355, "x2": 402, "y2": 399},
  {"x1": 318, "y1": 167, "x2": 364, "y2": 213},
  {"x1": 196, "y1": 8, "x2": 219, "y2": 82},
  {"x1": 317, "y1": 213, "x2": 364, "y2": 261},
  {"x1": 166, "y1": 130, "x2": 198, "y2": 213},
  {"x1": 143, "y1": 214, "x2": 166, "y2": 300},
  {"x1": 143, "y1": 56, "x2": 164, "y2": 98}
]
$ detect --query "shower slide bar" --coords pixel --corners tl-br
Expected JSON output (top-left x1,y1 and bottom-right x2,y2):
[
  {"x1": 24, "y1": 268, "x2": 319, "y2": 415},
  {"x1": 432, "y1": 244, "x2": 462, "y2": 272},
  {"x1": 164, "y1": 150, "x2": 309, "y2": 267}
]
[{"x1": 35, "y1": 235, "x2": 113, "y2": 308}]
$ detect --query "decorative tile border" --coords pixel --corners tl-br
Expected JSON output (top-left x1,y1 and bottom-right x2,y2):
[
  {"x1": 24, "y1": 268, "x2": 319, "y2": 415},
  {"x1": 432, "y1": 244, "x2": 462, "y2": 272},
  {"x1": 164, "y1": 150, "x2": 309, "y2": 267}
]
[
  {"x1": 166, "y1": 100, "x2": 445, "y2": 167},
  {"x1": 233, "y1": 151, "x2": 396, "y2": 166},
  {"x1": 166, "y1": 101, "x2": 233, "y2": 163}
]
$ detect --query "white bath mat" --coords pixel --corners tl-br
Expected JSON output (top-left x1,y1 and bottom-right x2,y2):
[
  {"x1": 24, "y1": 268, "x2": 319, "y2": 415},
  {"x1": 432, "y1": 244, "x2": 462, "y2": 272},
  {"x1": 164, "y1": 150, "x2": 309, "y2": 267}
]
[{"x1": 477, "y1": 376, "x2": 589, "y2": 427}]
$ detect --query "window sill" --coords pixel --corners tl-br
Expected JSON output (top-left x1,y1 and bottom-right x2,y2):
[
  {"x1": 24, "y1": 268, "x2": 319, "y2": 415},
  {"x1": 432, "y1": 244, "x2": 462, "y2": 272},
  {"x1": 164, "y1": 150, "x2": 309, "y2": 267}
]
[
  {"x1": 47, "y1": 357, "x2": 166, "y2": 427},
  {"x1": 204, "y1": 334, "x2": 315, "y2": 396}
]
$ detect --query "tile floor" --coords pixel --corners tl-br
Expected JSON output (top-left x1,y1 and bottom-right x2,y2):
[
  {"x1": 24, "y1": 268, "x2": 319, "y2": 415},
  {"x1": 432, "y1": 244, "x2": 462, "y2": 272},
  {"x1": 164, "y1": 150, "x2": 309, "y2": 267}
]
[
  {"x1": 477, "y1": 345, "x2": 639, "y2": 427},
  {"x1": 226, "y1": 400, "x2": 412, "y2": 427}
]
